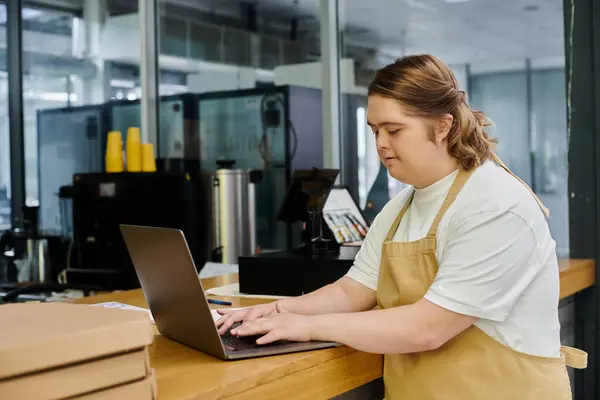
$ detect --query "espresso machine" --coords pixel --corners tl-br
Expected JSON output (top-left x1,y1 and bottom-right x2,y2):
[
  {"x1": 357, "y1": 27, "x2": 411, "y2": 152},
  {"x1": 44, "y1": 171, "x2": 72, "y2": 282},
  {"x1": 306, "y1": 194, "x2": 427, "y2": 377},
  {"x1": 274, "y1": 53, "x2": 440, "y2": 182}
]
[
  {"x1": 0, "y1": 205, "x2": 67, "y2": 285},
  {"x1": 0, "y1": 205, "x2": 77, "y2": 304}
]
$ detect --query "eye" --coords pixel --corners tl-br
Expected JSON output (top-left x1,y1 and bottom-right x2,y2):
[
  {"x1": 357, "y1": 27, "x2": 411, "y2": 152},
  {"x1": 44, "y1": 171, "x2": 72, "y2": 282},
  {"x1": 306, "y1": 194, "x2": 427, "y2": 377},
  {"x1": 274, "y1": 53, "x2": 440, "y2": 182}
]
[{"x1": 387, "y1": 129, "x2": 400, "y2": 134}]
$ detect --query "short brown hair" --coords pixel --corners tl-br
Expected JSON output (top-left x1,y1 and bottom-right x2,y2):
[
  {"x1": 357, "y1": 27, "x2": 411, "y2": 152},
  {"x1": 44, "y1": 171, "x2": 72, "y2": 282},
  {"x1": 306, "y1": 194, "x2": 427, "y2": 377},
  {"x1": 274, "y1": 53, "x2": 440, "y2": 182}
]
[{"x1": 368, "y1": 54, "x2": 495, "y2": 170}]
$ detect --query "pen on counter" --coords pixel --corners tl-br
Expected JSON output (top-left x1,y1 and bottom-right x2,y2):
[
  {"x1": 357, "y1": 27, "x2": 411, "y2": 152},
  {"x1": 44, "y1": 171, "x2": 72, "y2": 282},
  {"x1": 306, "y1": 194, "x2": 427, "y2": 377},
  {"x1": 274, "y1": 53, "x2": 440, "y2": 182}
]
[{"x1": 208, "y1": 299, "x2": 233, "y2": 306}]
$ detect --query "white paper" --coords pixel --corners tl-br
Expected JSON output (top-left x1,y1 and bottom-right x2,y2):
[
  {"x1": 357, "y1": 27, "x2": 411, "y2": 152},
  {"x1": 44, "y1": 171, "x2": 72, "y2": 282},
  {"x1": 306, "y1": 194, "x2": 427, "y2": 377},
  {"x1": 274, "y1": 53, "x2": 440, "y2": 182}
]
[
  {"x1": 91, "y1": 301, "x2": 241, "y2": 324},
  {"x1": 205, "y1": 283, "x2": 292, "y2": 299},
  {"x1": 199, "y1": 262, "x2": 239, "y2": 279},
  {"x1": 91, "y1": 301, "x2": 155, "y2": 323}
]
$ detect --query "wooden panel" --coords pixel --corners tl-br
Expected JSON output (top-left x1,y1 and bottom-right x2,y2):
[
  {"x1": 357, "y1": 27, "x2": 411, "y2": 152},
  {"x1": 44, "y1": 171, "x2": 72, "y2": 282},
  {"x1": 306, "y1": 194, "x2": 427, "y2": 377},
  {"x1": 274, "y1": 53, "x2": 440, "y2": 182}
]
[
  {"x1": 559, "y1": 259, "x2": 596, "y2": 299},
  {"x1": 225, "y1": 351, "x2": 383, "y2": 400},
  {"x1": 150, "y1": 345, "x2": 360, "y2": 400}
]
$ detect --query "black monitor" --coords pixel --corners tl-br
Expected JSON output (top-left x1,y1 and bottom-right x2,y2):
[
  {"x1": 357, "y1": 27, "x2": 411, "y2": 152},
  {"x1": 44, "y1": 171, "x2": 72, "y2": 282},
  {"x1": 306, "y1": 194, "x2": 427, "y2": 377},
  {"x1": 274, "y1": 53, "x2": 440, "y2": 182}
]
[
  {"x1": 277, "y1": 168, "x2": 340, "y2": 255},
  {"x1": 277, "y1": 168, "x2": 339, "y2": 223}
]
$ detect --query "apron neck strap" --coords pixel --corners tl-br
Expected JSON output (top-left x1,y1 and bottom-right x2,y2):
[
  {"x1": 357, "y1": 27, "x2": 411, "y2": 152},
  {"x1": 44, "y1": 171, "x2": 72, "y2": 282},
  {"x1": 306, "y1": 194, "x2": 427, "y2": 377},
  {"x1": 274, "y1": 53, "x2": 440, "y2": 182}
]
[
  {"x1": 489, "y1": 152, "x2": 550, "y2": 218},
  {"x1": 385, "y1": 190, "x2": 415, "y2": 242},
  {"x1": 384, "y1": 167, "x2": 473, "y2": 242},
  {"x1": 426, "y1": 168, "x2": 473, "y2": 237}
]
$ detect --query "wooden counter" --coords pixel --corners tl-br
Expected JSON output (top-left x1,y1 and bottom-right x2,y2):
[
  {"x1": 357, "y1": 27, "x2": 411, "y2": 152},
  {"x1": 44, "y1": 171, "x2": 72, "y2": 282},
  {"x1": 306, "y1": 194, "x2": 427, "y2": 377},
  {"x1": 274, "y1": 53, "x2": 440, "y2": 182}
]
[
  {"x1": 559, "y1": 259, "x2": 595, "y2": 299},
  {"x1": 73, "y1": 258, "x2": 595, "y2": 400}
]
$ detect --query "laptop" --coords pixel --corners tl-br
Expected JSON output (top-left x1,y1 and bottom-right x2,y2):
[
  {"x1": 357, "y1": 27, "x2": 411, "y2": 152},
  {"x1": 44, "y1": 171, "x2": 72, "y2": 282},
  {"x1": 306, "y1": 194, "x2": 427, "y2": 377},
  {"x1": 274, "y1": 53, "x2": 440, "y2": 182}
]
[{"x1": 119, "y1": 224, "x2": 339, "y2": 360}]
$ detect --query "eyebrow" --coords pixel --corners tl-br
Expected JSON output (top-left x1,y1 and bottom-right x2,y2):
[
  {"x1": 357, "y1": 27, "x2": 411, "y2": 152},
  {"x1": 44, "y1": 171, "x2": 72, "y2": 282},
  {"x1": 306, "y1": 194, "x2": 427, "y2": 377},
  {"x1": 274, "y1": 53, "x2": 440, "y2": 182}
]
[{"x1": 367, "y1": 121, "x2": 406, "y2": 127}]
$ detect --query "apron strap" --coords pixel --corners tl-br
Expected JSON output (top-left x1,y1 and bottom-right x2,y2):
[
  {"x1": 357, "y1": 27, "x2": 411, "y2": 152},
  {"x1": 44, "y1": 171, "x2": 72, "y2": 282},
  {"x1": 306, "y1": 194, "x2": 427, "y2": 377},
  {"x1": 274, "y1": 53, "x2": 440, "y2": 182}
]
[
  {"x1": 489, "y1": 152, "x2": 550, "y2": 218},
  {"x1": 426, "y1": 168, "x2": 474, "y2": 238},
  {"x1": 561, "y1": 345, "x2": 588, "y2": 369},
  {"x1": 385, "y1": 190, "x2": 415, "y2": 242}
]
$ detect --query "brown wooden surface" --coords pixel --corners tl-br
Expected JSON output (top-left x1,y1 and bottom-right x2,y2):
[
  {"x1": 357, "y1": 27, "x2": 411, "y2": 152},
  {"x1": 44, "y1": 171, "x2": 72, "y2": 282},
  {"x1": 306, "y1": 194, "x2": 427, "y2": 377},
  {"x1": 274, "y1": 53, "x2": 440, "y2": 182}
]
[
  {"x1": 73, "y1": 258, "x2": 595, "y2": 400},
  {"x1": 558, "y1": 259, "x2": 596, "y2": 299}
]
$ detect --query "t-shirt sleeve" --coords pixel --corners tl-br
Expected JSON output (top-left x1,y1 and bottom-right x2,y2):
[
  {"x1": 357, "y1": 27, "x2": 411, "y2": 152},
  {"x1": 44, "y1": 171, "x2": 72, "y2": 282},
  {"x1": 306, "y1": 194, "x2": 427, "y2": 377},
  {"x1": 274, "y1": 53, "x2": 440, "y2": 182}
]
[
  {"x1": 344, "y1": 211, "x2": 386, "y2": 290},
  {"x1": 424, "y1": 209, "x2": 544, "y2": 322}
]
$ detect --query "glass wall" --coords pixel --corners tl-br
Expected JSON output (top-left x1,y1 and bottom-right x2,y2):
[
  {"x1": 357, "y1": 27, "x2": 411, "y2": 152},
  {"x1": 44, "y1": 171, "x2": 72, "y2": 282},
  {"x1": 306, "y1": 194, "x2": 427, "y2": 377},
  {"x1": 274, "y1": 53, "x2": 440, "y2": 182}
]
[
  {"x1": 158, "y1": 0, "x2": 322, "y2": 250},
  {"x1": 470, "y1": 67, "x2": 569, "y2": 257},
  {"x1": 23, "y1": 1, "x2": 143, "y2": 232},
  {"x1": 338, "y1": 0, "x2": 569, "y2": 257},
  {"x1": 0, "y1": 2, "x2": 9, "y2": 230},
  {"x1": 6, "y1": 0, "x2": 569, "y2": 248}
]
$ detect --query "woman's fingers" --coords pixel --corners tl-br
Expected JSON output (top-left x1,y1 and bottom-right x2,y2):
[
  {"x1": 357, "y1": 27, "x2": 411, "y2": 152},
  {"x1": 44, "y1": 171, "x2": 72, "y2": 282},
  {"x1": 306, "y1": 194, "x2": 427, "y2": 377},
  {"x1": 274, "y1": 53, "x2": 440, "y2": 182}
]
[
  {"x1": 231, "y1": 318, "x2": 268, "y2": 336},
  {"x1": 215, "y1": 308, "x2": 244, "y2": 325},
  {"x1": 215, "y1": 308, "x2": 239, "y2": 328},
  {"x1": 256, "y1": 331, "x2": 282, "y2": 345},
  {"x1": 245, "y1": 307, "x2": 269, "y2": 321},
  {"x1": 217, "y1": 308, "x2": 237, "y2": 315},
  {"x1": 216, "y1": 304, "x2": 277, "y2": 334},
  {"x1": 216, "y1": 310, "x2": 247, "y2": 334}
]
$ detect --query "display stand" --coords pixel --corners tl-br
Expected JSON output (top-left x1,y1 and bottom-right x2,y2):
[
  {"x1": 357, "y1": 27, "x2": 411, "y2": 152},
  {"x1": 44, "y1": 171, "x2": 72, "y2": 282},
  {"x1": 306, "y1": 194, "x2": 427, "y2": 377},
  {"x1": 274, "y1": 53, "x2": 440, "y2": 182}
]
[{"x1": 276, "y1": 168, "x2": 340, "y2": 256}]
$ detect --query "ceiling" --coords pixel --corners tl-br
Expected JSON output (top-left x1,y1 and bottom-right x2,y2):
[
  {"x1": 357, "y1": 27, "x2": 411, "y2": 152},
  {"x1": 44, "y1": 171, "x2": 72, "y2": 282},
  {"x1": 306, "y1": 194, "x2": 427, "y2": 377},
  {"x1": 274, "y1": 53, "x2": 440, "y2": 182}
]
[
  {"x1": 245, "y1": 0, "x2": 566, "y2": 68},
  {"x1": 16, "y1": 0, "x2": 567, "y2": 69}
]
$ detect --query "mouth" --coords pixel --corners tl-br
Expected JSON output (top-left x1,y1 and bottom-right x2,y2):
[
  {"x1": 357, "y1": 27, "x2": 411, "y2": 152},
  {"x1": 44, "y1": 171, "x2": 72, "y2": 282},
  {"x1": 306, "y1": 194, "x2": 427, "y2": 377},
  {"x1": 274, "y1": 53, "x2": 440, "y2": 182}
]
[{"x1": 383, "y1": 157, "x2": 399, "y2": 164}]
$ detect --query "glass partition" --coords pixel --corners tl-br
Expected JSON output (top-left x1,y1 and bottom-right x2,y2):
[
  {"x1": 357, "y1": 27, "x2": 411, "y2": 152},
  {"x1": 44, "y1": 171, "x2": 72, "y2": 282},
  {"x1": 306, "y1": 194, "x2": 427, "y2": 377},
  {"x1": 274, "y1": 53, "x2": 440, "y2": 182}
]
[{"x1": 338, "y1": 0, "x2": 569, "y2": 257}]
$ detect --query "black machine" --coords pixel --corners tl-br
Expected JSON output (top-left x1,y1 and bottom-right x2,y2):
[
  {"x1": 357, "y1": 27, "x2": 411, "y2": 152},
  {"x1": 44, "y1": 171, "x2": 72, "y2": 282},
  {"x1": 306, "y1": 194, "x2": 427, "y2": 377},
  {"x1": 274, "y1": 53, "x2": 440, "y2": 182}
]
[
  {"x1": 67, "y1": 172, "x2": 211, "y2": 290},
  {"x1": 238, "y1": 168, "x2": 360, "y2": 296}
]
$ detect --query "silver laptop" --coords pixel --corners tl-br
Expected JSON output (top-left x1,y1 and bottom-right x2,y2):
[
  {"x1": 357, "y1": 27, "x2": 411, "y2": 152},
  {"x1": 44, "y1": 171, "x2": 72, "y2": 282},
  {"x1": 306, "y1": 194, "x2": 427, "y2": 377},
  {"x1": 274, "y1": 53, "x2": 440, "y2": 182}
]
[{"x1": 119, "y1": 224, "x2": 339, "y2": 360}]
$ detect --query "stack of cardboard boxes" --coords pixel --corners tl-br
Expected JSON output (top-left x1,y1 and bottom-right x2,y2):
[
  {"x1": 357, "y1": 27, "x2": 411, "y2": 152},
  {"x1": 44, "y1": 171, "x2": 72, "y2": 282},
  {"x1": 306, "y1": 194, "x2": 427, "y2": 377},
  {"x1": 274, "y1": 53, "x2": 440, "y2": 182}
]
[{"x1": 0, "y1": 302, "x2": 156, "y2": 399}]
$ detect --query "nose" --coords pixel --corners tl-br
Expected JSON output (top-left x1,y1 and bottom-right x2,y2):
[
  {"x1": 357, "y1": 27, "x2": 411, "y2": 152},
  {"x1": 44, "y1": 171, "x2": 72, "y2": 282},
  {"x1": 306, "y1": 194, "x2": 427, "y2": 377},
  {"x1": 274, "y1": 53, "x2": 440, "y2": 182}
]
[{"x1": 376, "y1": 130, "x2": 390, "y2": 151}]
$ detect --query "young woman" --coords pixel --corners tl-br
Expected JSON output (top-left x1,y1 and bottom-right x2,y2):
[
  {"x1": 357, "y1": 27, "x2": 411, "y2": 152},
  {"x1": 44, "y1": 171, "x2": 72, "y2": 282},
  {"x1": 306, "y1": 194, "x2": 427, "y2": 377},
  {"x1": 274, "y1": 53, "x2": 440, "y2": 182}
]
[{"x1": 216, "y1": 54, "x2": 585, "y2": 399}]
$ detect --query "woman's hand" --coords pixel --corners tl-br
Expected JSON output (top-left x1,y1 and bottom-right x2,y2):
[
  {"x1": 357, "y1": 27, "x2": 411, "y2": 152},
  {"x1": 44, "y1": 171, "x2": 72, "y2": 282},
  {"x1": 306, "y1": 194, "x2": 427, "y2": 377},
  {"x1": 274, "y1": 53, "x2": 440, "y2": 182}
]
[
  {"x1": 230, "y1": 313, "x2": 315, "y2": 344},
  {"x1": 215, "y1": 300, "x2": 289, "y2": 335}
]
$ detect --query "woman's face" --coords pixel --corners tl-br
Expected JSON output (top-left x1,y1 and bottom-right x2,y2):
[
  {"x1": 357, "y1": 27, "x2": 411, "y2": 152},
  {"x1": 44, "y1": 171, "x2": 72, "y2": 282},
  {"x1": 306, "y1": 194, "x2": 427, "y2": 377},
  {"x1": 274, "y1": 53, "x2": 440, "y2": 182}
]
[{"x1": 367, "y1": 94, "x2": 450, "y2": 187}]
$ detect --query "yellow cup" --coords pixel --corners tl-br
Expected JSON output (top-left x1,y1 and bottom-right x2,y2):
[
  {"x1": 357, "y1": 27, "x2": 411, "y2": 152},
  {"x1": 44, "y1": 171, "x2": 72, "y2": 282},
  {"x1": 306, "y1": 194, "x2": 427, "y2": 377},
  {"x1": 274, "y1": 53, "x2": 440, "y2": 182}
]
[
  {"x1": 106, "y1": 131, "x2": 121, "y2": 152},
  {"x1": 126, "y1": 127, "x2": 142, "y2": 172},
  {"x1": 141, "y1": 143, "x2": 157, "y2": 172},
  {"x1": 105, "y1": 131, "x2": 124, "y2": 173}
]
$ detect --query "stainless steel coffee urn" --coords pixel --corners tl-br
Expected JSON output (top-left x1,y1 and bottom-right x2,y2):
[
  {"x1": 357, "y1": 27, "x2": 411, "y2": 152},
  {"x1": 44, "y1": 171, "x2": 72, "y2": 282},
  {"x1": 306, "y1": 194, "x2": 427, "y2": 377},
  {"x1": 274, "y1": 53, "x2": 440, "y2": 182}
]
[{"x1": 211, "y1": 161, "x2": 263, "y2": 264}]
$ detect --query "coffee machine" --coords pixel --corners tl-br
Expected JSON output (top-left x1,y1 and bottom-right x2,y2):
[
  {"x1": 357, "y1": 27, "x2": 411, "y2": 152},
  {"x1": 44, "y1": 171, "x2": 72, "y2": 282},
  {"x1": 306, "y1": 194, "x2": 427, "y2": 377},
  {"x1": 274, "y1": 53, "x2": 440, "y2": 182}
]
[{"x1": 66, "y1": 171, "x2": 209, "y2": 290}]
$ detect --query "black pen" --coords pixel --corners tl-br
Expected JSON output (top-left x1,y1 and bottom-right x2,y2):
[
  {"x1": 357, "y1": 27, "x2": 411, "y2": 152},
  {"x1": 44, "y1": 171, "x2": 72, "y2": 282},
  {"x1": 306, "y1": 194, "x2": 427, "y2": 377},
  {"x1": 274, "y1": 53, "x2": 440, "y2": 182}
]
[{"x1": 208, "y1": 299, "x2": 233, "y2": 306}]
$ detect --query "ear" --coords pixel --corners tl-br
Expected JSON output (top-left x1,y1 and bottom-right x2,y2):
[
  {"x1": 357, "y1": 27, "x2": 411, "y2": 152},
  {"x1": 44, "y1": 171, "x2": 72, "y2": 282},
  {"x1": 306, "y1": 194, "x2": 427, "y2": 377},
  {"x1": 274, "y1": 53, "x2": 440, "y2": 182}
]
[{"x1": 433, "y1": 114, "x2": 454, "y2": 144}]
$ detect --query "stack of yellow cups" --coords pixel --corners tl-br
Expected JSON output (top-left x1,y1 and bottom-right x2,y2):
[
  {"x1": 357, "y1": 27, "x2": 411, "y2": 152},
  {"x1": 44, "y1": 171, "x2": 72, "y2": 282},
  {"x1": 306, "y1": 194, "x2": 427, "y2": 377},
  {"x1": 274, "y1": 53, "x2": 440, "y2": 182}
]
[
  {"x1": 105, "y1": 131, "x2": 124, "y2": 173},
  {"x1": 126, "y1": 127, "x2": 142, "y2": 172},
  {"x1": 105, "y1": 128, "x2": 156, "y2": 173},
  {"x1": 141, "y1": 143, "x2": 157, "y2": 172}
]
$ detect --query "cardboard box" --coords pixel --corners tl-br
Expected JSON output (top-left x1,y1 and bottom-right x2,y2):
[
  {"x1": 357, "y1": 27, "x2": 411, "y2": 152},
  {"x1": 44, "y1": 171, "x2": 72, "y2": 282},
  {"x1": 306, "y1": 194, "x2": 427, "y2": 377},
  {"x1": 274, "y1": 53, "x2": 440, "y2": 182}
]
[
  {"x1": 0, "y1": 302, "x2": 154, "y2": 380},
  {"x1": 0, "y1": 347, "x2": 150, "y2": 400},
  {"x1": 73, "y1": 371, "x2": 157, "y2": 400}
]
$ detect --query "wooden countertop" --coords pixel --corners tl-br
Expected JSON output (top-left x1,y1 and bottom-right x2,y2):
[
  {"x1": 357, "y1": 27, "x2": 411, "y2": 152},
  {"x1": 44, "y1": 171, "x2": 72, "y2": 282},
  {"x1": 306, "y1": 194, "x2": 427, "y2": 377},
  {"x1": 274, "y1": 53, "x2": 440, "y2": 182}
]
[
  {"x1": 72, "y1": 258, "x2": 595, "y2": 400},
  {"x1": 558, "y1": 259, "x2": 596, "y2": 298}
]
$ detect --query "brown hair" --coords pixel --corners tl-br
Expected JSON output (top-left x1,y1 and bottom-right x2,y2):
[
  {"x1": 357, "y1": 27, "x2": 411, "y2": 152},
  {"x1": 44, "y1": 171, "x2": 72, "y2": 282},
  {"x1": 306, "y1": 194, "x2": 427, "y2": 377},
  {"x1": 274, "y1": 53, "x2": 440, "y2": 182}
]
[{"x1": 368, "y1": 54, "x2": 495, "y2": 170}]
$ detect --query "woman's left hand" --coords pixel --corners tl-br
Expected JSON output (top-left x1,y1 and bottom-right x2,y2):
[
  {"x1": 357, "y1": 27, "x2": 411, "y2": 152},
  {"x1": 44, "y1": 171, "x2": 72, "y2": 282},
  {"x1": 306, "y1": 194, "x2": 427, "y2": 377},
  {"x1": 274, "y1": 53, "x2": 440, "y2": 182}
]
[{"x1": 230, "y1": 313, "x2": 316, "y2": 345}]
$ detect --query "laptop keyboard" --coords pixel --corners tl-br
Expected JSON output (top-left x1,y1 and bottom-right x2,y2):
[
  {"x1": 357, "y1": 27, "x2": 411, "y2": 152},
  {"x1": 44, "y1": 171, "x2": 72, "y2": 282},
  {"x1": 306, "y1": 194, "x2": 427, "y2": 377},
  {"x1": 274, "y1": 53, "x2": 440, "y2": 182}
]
[{"x1": 221, "y1": 322, "x2": 284, "y2": 351}]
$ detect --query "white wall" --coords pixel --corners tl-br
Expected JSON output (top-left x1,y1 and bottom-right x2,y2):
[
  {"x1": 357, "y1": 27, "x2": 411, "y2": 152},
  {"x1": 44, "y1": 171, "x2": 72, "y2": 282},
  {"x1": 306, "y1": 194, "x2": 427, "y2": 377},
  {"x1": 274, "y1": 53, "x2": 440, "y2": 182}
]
[
  {"x1": 0, "y1": 29, "x2": 71, "y2": 55},
  {"x1": 187, "y1": 68, "x2": 257, "y2": 93},
  {"x1": 274, "y1": 58, "x2": 366, "y2": 94},
  {"x1": 449, "y1": 64, "x2": 468, "y2": 92}
]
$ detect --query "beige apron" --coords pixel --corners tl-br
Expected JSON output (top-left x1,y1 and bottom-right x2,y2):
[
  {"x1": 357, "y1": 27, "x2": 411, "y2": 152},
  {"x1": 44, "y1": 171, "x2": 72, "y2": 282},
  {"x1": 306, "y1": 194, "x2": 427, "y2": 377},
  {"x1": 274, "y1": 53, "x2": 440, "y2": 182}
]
[{"x1": 376, "y1": 155, "x2": 587, "y2": 400}]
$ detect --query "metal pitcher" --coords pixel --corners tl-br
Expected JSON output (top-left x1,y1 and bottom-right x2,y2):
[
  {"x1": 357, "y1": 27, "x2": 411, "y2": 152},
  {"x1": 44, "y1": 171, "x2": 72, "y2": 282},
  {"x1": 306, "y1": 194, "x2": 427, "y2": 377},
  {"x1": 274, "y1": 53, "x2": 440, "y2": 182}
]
[{"x1": 211, "y1": 161, "x2": 263, "y2": 264}]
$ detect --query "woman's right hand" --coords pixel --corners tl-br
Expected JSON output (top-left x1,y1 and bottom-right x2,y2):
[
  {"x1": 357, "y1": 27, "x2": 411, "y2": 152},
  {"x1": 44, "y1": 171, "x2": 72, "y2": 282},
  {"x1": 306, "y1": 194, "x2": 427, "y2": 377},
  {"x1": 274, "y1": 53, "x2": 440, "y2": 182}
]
[{"x1": 215, "y1": 300, "x2": 290, "y2": 335}]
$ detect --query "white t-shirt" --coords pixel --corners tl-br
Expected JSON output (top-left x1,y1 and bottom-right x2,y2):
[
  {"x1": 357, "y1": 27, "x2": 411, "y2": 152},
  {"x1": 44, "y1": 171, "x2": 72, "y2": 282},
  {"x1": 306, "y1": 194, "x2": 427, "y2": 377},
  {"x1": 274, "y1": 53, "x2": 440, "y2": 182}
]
[{"x1": 346, "y1": 160, "x2": 562, "y2": 357}]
